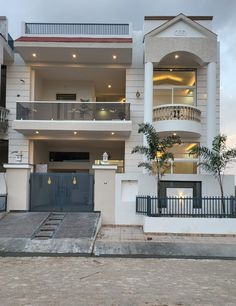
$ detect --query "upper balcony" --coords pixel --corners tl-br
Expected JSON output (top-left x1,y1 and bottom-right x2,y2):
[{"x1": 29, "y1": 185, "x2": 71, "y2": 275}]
[
  {"x1": 14, "y1": 22, "x2": 133, "y2": 64},
  {"x1": 153, "y1": 104, "x2": 201, "y2": 137},
  {"x1": 152, "y1": 70, "x2": 202, "y2": 138},
  {"x1": 0, "y1": 107, "x2": 9, "y2": 135},
  {"x1": 13, "y1": 101, "x2": 132, "y2": 139},
  {"x1": 0, "y1": 17, "x2": 14, "y2": 63}
]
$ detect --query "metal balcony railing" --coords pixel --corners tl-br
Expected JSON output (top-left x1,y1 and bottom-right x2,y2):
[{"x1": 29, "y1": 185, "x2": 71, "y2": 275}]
[
  {"x1": 16, "y1": 102, "x2": 130, "y2": 121},
  {"x1": 153, "y1": 104, "x2": 201, "y2": 122},
  {"x1": 7, "y1": 33, "x2": 14, "y2": 50},
  {"x1": 136, "y1": 196, "x2": 236, "y2": 218},
  {"x1": 0, "y1": 107, "x2": 9, "y2": 133},
  {"x1": 24, "y1": 23, "x2": 131, "y2": 36}
]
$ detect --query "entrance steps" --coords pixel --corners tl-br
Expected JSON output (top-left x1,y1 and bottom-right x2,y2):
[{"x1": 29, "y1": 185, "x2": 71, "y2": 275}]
[{"x1": 32, "y1": 213, "x2": 66, "y2": 240}]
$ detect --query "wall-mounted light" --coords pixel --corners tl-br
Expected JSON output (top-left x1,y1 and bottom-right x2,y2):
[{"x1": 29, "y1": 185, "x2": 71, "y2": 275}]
[{"x1": 136, "y1": 91, "x2": 141, "y2": 98}]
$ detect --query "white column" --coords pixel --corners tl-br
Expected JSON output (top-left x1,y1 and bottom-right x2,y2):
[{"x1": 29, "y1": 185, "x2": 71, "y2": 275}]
[
  {"x1": 207, "y1": 62, "x2": 217, "y2": 148},
  {"x1": 144, "y1": 62, "x2": 153, "y2": 124}
]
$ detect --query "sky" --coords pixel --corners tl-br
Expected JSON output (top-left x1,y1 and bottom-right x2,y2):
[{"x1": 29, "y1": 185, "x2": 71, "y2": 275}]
[{"x1": 1, "y1": 0, "x2": 236, "y2": 174}]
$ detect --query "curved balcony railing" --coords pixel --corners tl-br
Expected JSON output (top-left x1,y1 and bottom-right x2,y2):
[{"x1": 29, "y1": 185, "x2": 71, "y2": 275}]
[
  {"x1": 0, "y1": 107, "x2": 9, "y2": 133},
  {"x1": 153, "y1": 104, "x2": 201, "y2": 123}
]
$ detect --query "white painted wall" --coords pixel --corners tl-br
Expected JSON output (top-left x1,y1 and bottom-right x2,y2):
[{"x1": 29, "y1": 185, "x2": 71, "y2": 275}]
[
  {"x1": 39, "y1": 80, "x2": 95, "y2": 101},
  {"x1": 138, "y1": 173, "x2": 235, "y2": 197},
  {"x1": 143, "y1": 217, "x2": 236, "y2": 234},
  {"x1": 6, "y1": 54, "x2": 31, "y2": 163},
  {"x1": 125, "y1": 31, "x2": 144, "y2": 173},
  {"x1": 115, "y1": 173, "x2": 143, "y2": 225}
]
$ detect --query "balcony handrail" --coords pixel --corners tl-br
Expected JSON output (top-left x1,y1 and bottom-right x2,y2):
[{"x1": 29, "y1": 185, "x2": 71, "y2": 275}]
[
  {"x1": 16, "y1": 101, "x2": 130, "y2": 121},
  {"x1": 17, "y1": 101, "x2": 130, "y2": 105},
  {"x1": 24, "y1": 22, "x2": 131, "y2": 36},
  {"x1": 153, "y1": 104, "x2": 200, "y2": 111},
  {"x1": 0, "y1": 107, "x2": 9, "y2": 121},
  {"x1": 153, "y1": 104, "x2": 201, "y2": 123},
  {"x1": 153, "y1": 85, "x2": 195, "y2": 89}
]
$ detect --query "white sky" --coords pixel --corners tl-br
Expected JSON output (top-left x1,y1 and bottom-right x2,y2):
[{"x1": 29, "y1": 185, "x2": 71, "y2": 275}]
[{"x1": 1, "y1": 0, "x2": 236, "y2": 175}]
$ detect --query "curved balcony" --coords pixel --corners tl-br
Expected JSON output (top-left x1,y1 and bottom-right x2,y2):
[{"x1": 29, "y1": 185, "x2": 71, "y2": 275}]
[{"x1": 153, "y1": 104, "x2": 201, "y2": 137}]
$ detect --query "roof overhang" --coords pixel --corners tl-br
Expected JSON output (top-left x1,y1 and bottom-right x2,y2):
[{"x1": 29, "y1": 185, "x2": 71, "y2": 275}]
[{"x1": 14, "y1": 36, "x2": 133, "y2": 64}]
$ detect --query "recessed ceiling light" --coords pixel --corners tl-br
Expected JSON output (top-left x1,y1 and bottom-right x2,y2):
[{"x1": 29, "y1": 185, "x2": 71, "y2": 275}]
[
  {"x1": 174, "y1": 54, "x2": 179, "y2": 59},
  {"x1": 35, "y1": 131, "x2": 39, "y2": 134},
  {"x1": 73, "y1": 131, "x2": 78, "y2": 135},
  {"x1": 32, "y1": 53, "x2": 37, "y2": 57},
  {"x1": 72, "y1": 54, "x2": 77, "y2": 58},
  {"x1": 108, "y1": 84, "x2": 112, "y2": 88},
  {"x1": 170, "y1": 69, "x2": 173, "y2": 72},
  {"x1": 173, "y1": 133, "x2": 177, "y2": 136},
  {"x1": 112, "y1": 55, "x2": 117, "y2": 59},
  {"x1": 111, "y1": 132, "x2": 115, "y2": 135}
]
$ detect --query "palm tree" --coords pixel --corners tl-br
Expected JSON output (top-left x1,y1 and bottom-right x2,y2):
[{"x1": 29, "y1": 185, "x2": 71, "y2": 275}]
[
  {"x1": 189, "y1": 134, "x2": 236, "y2": 213},
  {"x1": 131, "y1": 123, "x2": 181, "y2": 200}
]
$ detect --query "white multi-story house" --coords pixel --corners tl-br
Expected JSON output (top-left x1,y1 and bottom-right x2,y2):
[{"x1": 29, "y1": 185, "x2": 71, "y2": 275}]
[{"x1": 1, "y1": 14, "x2": 235, "y2": 232}]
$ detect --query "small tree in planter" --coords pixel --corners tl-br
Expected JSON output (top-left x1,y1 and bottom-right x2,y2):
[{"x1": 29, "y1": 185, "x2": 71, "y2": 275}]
[
  {"x1": 189, "y1": 134, "x2": 236, "y2": 213},
  {"x1": 131, "y1": 123, "x2": 181, "y2": 205}
]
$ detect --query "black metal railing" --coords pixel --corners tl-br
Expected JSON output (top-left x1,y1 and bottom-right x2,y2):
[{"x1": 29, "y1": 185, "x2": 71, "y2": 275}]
[
  {"x1": 7, "y1": 33, "x2": 14, "y2": 50},
  {"x1": 0, "y1": 107, "x2": 9, "y2": 133},
  {"x1": 136, "y1": 196, "x2": 236, "y2": 218},
  {"x1": 16, "y1": 102, "x2": 130, "y2": 121},
  {"x1": 25, "y1": 22, "x2": 130, "y2": 36},
  {"x1": 0, "y1": 195, "x2": 7, "y2": 211}
]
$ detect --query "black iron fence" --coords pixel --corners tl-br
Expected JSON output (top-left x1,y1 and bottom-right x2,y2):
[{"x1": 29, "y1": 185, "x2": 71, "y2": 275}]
[
  {"x1": 25, "y1": 22, "x2": 130, "y2": 36},
  {"x1": 136, "y1": 196, "x2": 236, "y2": 218}
]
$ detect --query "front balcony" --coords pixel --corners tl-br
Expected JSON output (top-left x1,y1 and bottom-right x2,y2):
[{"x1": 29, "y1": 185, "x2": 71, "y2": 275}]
[
  {"x1": 13, "y1": 101, "x2": 132, "y2": 138},
  {"x1": 153, "y1": 104, "x2": 201, "y2": 137},
  {"x1": 0, "y1": 107, "x2": 9, "y2": 134}
]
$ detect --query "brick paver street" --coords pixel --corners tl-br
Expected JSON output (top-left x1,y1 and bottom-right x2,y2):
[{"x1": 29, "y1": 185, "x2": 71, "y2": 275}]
[{"x1": 0, "y1": 257, "x2": 235, "y2": 306}]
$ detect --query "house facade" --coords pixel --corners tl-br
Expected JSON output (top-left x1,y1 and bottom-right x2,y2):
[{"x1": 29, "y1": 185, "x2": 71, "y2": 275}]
[{"x1": 1, "y1": 14, "x2": 235, "y2": 228}]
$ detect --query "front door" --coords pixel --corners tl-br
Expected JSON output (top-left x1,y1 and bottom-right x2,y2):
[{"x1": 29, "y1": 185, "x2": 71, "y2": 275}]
[{"x1": 30, "y1": 173, "x2": 94, "y2": 212}]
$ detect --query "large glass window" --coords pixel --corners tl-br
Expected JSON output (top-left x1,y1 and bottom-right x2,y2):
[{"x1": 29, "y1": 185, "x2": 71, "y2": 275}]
[
  {"x1": 165, "y1": 142, "x2": 198, "y2": 174},
  {"x1": 153, "y1": 70, "x2": 196, "y2": 107}
]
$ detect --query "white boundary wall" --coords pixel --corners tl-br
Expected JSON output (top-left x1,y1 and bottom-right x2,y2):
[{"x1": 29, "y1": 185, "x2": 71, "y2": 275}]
[{"x1": 143, "y1": 217, "x2": 236, "y2": 235}]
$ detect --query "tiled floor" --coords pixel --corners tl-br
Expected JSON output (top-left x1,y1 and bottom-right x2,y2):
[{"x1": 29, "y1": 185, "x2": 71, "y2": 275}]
[{"x1": 97, "y1": 226, "x2": 236, "y2": 244}]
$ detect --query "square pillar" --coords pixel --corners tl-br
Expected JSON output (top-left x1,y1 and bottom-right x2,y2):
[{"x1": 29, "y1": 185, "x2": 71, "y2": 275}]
[
  {"x1": 92, "y1": 165, "x2": 117, "y2": 225},
  {"x1": 4, "y1": 164, "x2": 33, "y2": 211}
]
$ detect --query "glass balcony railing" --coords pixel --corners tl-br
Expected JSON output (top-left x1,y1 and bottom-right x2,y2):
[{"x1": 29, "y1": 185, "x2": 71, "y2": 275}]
[
  {"x1": 0, "y1": 107, "x2": 9, "y2": 133},
  {"x1": 16, "y1": 102, "x2": 130, "y2": 121}
]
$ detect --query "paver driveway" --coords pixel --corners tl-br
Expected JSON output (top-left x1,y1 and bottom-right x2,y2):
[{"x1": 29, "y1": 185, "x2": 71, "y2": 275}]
[{"x1": 0, "y1": 257, "x2": 235, "y2": 306}]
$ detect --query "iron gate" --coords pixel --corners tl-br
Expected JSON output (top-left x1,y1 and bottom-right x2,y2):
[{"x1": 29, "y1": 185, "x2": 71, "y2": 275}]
[{"x1": 30, "y1": 173, "x2": 94, "y2": 212}]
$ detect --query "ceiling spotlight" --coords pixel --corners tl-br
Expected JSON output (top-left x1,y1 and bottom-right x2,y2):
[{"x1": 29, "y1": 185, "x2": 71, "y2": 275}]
[
  {"x1": 35, "y1": 131, "x2": 39, "y2": 134},
  {"x1": 32, "y1": 53, "x2": 37, "y2": 57},
  {"x1": 174, "y1": 54, "x2": 179, "y2": 59},
  {"x1": 173, "y1": 133, "x2": 177, "y2": 136},
  {"x1": 73, "y1": 131, "x2": 78, "y2": 135},
  {"x1": 112, "y1": 55, "x2": 117, "y2": 59},
  {"x1": 72, "y1": 54, "x2": 77, "y2": 58},
  {"x1": 111, "y1": 132, "x2": 115, "y2": 135},
  {"x1": 108, "y1": 84, "x2": 112, "y2": 88}
]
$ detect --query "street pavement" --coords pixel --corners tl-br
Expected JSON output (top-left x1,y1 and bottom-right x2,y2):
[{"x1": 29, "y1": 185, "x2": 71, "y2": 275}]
[{"x1": 0, "y1": 257, "x2": 235, "y2": 306}]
